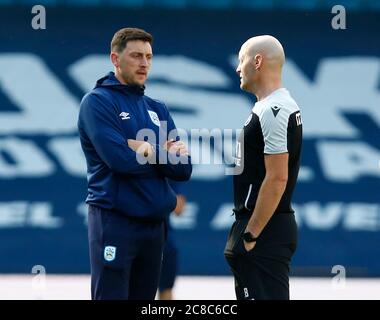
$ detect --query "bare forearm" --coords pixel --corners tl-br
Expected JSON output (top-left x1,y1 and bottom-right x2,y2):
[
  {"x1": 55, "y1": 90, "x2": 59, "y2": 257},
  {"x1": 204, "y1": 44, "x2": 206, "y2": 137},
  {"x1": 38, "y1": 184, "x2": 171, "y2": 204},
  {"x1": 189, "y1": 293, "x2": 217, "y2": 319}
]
[{"x1": 247, "y1": 177, "x2": 287, "y2": 237}]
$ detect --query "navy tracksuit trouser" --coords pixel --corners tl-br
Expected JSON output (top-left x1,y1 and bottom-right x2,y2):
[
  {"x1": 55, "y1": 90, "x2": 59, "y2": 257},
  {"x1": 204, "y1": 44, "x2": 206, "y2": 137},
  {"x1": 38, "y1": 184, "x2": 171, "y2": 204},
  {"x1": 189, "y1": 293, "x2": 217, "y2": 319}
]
[
  {"x1": 88, "y1": 205, "x2": 165, "y2": 300},
  {"x1": 158, "y1": 220, "x2": 178, "y2": 292}
]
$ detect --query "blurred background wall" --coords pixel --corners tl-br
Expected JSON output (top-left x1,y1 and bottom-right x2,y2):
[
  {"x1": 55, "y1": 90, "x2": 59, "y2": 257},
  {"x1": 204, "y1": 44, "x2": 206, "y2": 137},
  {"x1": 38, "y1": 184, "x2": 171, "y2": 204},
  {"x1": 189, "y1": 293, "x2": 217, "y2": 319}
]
[{"x1": 0, "y1": 0, "x2": 379, "y2": 276}]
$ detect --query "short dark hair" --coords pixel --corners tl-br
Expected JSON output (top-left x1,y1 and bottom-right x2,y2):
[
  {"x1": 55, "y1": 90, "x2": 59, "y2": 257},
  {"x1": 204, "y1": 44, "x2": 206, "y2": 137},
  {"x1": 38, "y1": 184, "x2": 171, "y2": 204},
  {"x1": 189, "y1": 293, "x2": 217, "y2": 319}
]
[{"x1": 111, "y1": 27, "x2": 153, "y2": 53}]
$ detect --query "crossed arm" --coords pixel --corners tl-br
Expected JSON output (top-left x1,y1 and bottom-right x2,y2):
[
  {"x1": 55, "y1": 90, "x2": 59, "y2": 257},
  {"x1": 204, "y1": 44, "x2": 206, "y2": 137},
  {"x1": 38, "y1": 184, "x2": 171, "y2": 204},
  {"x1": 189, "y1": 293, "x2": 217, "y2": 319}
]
[
  {"x1": 127, "y1": 139, "x2": 189, "y2": 158},
  {"x1": 127, "y1": 138, "x2": 192, "y2": 181}
]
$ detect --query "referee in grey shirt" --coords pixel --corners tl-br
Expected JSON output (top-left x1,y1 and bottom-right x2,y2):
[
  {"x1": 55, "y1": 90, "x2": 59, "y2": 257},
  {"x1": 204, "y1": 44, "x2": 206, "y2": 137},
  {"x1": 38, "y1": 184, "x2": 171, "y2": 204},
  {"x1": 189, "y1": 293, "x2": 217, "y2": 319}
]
[{"x1": 224, "y1": 35, "x2": 303, "y2": 300}]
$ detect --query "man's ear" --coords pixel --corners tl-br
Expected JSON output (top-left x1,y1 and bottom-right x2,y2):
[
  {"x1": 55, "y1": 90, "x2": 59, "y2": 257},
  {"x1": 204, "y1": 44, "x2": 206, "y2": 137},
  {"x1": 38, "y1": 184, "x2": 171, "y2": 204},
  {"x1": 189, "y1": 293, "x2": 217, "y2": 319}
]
[
  {"x1": 110, "y1": 52, "x2": 119, "y2": 67},
  {"x1": 254, "y1": 54, "x2": 262, "y2": 70}
]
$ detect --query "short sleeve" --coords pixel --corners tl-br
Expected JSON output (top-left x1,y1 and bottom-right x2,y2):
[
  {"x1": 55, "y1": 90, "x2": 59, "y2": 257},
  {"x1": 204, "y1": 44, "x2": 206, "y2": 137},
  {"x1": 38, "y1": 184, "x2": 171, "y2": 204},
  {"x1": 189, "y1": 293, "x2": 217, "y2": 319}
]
[{"x1": 259, "y1": 105, "x2": 289, "y2": 154}]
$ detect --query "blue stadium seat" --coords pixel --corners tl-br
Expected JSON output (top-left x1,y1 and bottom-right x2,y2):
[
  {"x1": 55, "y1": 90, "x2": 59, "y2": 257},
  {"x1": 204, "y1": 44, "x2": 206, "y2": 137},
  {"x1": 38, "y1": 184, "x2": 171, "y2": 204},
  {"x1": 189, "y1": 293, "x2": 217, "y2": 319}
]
[
  {"x1": 235, "y1": 0, "x2": 275, "y2": 9},
  {"x1": 275, "y1": 0, "x2": 318, "y2": 10},
  {"x1": 321, "y1": 0, "x2": 362, "y2": 10},
  {"x1": 20, "y1": 0, "x2": 59, "y2": 4},
  {"x1": 367, "y1": 0, "x2": 380, "y2": 10},
  {"x1": 189, "y1": 0, "x2": 233, "y2": 9},
  {"x1": 65, "y1": 0, "x2": 102, "y2": 6},
  {"x1": 103, "y1": 0, "x2": 144, "y2": 6},
  {"x1": 2, "y1": 0, "x2": 376, "y2": 11},
  {"x1": 145, "y1": 0, "x2": 187, "y2": 9}
]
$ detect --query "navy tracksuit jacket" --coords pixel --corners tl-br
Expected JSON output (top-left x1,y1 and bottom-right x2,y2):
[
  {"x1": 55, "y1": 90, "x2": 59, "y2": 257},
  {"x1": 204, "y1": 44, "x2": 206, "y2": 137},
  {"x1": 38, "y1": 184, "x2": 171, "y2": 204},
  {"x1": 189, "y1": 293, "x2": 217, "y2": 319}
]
[{"x1": 78, "y1": 72, "x2": 192, "y2": 299}]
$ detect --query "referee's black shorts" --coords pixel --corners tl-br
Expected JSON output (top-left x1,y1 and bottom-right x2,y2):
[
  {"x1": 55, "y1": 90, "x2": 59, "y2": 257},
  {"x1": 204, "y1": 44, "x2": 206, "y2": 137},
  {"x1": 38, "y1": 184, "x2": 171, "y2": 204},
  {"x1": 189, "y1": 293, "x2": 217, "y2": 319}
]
[{"x1": 224, "y1": 212, "x2": 298, "y2": 300}]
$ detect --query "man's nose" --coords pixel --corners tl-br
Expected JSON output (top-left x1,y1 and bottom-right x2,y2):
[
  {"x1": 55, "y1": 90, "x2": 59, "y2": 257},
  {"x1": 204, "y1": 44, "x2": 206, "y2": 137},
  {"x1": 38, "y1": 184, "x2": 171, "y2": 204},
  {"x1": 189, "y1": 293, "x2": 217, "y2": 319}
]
[{"x1": 140, "y1": 57, "x2": 149, "y2": 67}]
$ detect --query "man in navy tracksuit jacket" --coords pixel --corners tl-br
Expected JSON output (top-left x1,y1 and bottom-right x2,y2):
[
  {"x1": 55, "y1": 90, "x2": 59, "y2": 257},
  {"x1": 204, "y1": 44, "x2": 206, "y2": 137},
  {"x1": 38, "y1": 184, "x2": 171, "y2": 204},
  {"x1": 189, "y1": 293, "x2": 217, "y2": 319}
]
[{"x1": 77, "y1": 28, "x2": 192, "y2": 300}]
